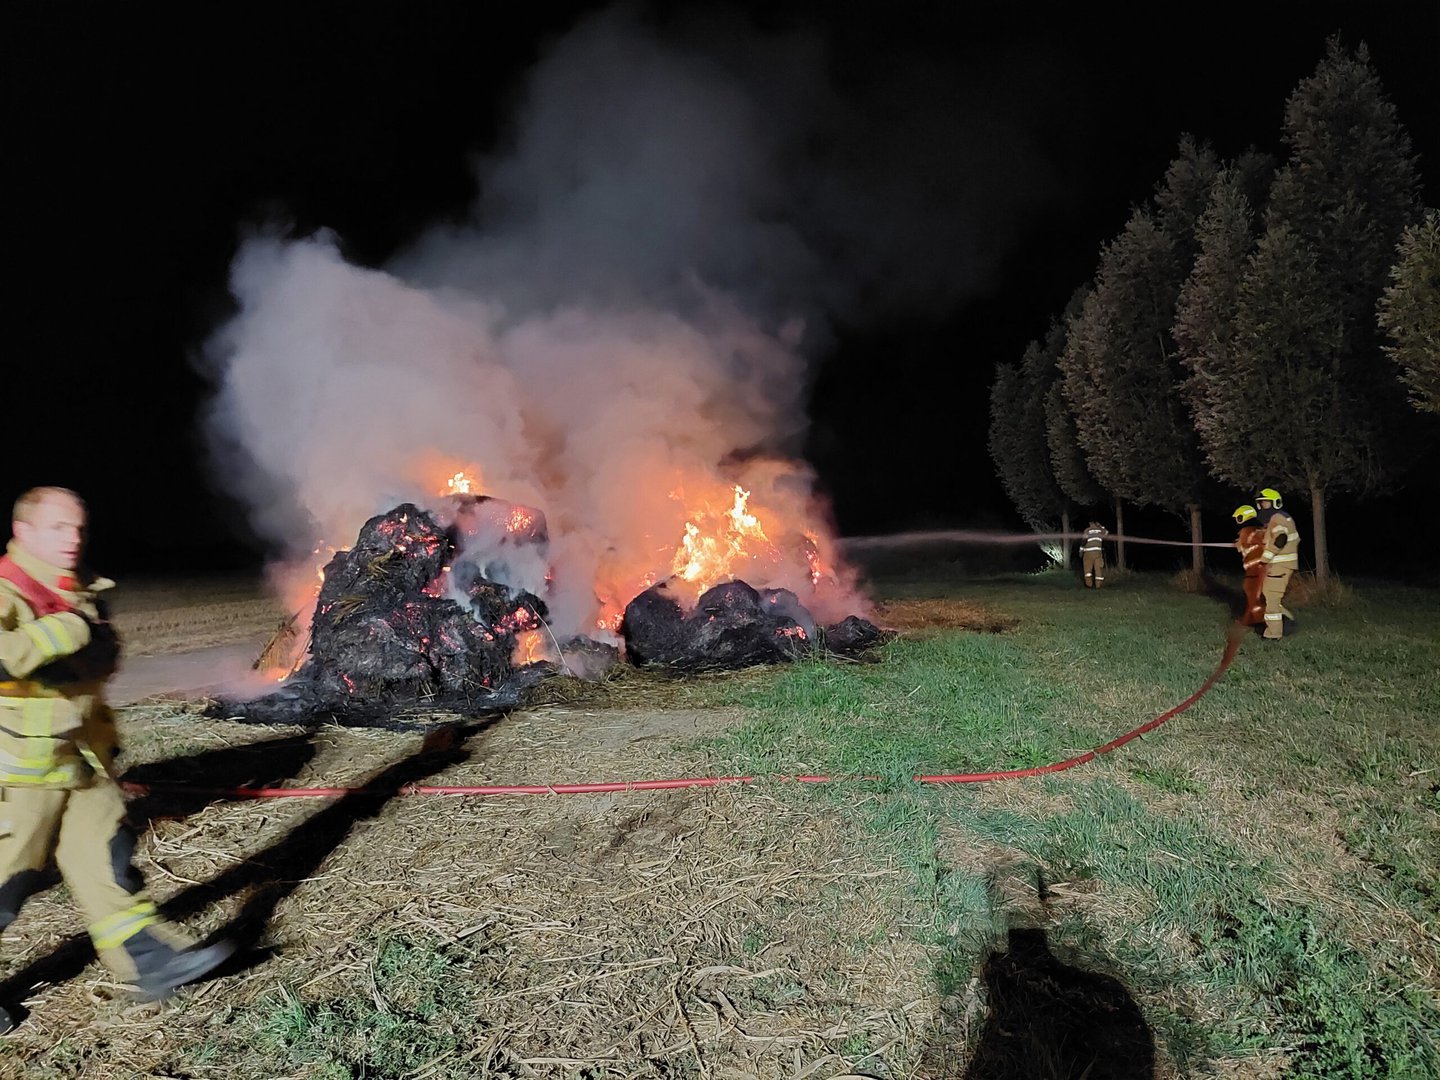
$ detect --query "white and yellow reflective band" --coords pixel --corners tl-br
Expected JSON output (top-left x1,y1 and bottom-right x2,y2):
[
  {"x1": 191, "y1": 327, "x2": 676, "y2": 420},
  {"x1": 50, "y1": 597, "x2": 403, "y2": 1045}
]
[
  {"x1": 0, "y1": 742, "x2": 85, "y2": 784},
  {"x1": 1269, "y1": 552, "x2": 1298, "y2": 564},
  {"x1": 90, "y1": 900, "x2": 160, "y2": 951},
  {"x1": 1265, "y1": 613, "x2": 1283, "y2": 621},
  {"x1": 2, "y1": 688, "x2": 64, "y2": 743},
  {"x1": 16, "y1": 697, "x2": 59, "y2": 737},
  {"x1": 78, "y1": 743, "x2": 109, "y2": 776},
  {"x1": 0, "y1": 680, "x2": 60, "y2": 697},
  {"x1": 20, "y1": 616, "x2": 76, "y2": 658}
]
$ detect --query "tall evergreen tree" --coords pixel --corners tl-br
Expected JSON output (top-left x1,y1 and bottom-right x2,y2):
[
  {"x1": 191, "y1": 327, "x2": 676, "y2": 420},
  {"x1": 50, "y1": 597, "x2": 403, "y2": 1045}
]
[
  {"x1": 1189, "y1": 39, "x2": 1423, "y2": 582},
  {"x1": 1378, "y1": 210, "x2": 1440, "y2": 415},
  {"x1": 989, "y1": 340, "x2": 1069, "y2": 562},
  {"x1": 1177, "y1": 167, "x2": 1266, "y2": 460},
  {"x1": 1154, "y1": 135, "x2": 1223, "y2": 270},
  {"x1": 1058, "y1": 137, "x2": 1219, "y2": 570},
  {"x1": 1058, "y1": 202, "x2": 1214, "y2": 570},
  {"x1": 1041, "y1": 288, "x2": 1119, "y2": 567},
  {"x1": 1195, "y1": 224, "x2": 1345, "y2": 556}
]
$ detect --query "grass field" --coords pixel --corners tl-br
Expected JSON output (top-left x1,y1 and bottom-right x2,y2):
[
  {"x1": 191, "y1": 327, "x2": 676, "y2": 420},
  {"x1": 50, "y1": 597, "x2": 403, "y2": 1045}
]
[{"x1": 1, "y1": 563, "x2": 1436, "y2": 1079}]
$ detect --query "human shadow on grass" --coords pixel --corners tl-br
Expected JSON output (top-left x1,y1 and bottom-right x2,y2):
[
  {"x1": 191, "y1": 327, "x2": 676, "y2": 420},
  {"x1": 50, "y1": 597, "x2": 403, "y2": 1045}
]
[
  {"x1": 165, "y1": 720, "x2": 492, "y2": 951},
  {"x1": 918, "y1": 862, "x2": 1155, "y2": 1080},
  {"x1": 920, "y1": 927, "x2": 1156, "y2": 1080},
  {"x1": 0, "y1": 720, "x2": 493, "y2": 1024}
]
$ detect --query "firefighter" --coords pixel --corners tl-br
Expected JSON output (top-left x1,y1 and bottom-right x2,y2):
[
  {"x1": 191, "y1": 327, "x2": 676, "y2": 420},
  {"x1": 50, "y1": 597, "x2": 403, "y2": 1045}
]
[
  {"x1": 0, "y1": 488, "x2": 237, "y2": 1033},
  {"x1": 1232, "y1": 505, "x2": 1266, "y2": 627},
  {"x1": 1079, "y1": 520, "x2": 1109, "y2": 589},
  {"x1": 1253, "y1": 487, "x2": 1300, "y2": 640}
]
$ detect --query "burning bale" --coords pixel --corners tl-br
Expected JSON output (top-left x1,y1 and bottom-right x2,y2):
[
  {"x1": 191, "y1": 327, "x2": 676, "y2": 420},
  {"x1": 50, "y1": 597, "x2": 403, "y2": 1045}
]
[
  {"x1": 217, "y1": 503, "x2": 555, "y2": 726},
  {"x1": 219, "y1": 480, "x2": 887, "y2": 726},
  {"x1": 621, "y1": 579, "x2": 888, "y2": 672}
]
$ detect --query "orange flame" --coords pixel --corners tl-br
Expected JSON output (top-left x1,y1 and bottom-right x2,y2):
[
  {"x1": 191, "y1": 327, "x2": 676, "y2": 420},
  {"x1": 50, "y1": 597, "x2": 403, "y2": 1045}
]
[
  {"x1": 411, "y1": 452, "x2": 486, "y2": 499},
  {"x1": 671, "y1": 485, "x2": 777, "y2": 591},
  {"x1": 507, "y1": 506, "x2": 535, "y2": 533},
  {"x1": 803, "y1": 530, "x2": 831, "y2": 587},
  {"x1": 514, "y1": 629, "x2": 547, "y2": 665}
]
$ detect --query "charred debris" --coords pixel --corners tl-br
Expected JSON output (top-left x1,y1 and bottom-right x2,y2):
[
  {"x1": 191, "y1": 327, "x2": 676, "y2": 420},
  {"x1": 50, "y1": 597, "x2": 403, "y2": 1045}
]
[{"x1": 216, "y1": 501, "x2": 887, "y2": 727}]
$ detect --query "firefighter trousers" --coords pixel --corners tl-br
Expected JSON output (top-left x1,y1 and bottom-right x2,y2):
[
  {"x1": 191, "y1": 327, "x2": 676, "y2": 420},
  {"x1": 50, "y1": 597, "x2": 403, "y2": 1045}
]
[
  {"x1": 1082, "y1": 551, "x2": 1105, "y2": 588},
  {"x1": 1261, "y1": 569, "x2": 1294, "y2": 639},
  {"x1": 0, "y1": 779, "x2": 193, "y2": 980}
]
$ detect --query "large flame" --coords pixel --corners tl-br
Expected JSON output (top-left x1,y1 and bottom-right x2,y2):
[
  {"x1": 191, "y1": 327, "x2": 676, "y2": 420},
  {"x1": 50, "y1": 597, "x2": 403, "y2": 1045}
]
[
  {"x1": 270, "y1": 451, "x2": 864, "y2": 670},
  {"x1": 671, "y1": 485, "x2": 777, "y2": 591}
]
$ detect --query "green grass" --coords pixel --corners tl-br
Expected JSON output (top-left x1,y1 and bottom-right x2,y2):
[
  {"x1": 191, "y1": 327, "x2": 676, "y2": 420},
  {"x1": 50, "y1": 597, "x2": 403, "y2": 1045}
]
[
  {"x1": 693, "y1": 571, "x2": 1440, "y2": 1077},
  {"x1": 222, "y1": 935, "x2": 497, "y2": 1079},
  {"x1": 75, "y1": 569, "x2": 1436, "y2": 1078}
]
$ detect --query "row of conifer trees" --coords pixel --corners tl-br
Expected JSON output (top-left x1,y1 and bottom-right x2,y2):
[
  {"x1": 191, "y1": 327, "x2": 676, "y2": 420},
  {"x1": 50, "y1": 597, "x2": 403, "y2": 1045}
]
[{"x1": 989, "y1": 38, "x2": 1438, "y2": 583}]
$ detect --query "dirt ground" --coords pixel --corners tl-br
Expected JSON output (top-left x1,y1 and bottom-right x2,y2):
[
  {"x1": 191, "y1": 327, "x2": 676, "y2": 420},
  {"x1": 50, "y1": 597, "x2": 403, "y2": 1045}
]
[{"x1": 0, "y1": 702, "x2": 953, "y2": 1079}]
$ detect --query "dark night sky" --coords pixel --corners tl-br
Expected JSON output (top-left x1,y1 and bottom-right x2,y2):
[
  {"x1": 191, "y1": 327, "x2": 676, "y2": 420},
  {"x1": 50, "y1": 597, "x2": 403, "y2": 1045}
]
[{"x1": 5, "y1": 3, "x2": 1438, "y2": 576}]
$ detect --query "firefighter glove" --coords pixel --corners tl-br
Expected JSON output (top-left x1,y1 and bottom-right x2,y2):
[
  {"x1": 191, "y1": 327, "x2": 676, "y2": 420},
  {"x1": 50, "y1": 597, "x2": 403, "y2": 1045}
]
[{"x1": 71, "y1": 619, "x2": 121, "y2": 680}]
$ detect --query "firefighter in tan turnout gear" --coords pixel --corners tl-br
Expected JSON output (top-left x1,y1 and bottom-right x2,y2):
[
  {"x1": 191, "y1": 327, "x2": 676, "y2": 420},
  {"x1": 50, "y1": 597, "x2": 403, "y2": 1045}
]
[
  {"x1": 0, "y1": 488, "x2": 236, "y2": 1034},
  {"x1": 1254, "y1": 487, "x2": 1300, "y2": 640},
  {"x1": 1079, "y1": 520, "x2": 1109, "y2": 589}
]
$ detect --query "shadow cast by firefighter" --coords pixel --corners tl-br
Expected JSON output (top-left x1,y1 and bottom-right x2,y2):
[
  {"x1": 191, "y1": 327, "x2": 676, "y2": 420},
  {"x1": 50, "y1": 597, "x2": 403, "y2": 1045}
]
[
  {"x1": 0, "y1": 720, "x2": 494, "y2": 1025},
  {"x1": 917, "y1": 865, "x2": 1156, "y2": 1080}
]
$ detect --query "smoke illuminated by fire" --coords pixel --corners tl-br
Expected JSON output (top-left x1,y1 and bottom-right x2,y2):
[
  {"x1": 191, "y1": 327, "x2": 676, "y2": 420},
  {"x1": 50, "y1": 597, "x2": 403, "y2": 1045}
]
[{"x1": 202, "y1": 13, "x2": 898, "y2": 650}]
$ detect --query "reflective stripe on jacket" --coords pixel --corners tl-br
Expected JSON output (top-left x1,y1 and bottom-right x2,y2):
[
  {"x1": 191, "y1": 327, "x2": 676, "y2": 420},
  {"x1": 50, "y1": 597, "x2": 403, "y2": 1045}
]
[
  {"x1": 1261, "y1": 512, "x2": 1301, "y2": 568},
  {"x1": 0, "y1": 542, "x2": 117, "y2": 788},
  {"x1": 1081, "y1": 527, "x2": 1108, "y2": 553}
]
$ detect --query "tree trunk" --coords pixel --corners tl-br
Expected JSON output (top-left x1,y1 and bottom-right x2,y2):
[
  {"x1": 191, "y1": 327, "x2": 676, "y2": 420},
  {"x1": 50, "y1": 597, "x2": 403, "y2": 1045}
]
[
  {"x1": 1189, "y1": 503, "x2": 1204, "y2": 574},
  {"x1": 1310, "y1": 482, "x2": 1328, "y2": 586},
  {"x1": 1113, "y1": 498, "x2": 1127, "y2": 571},
  {"x1": 1060, "y1": 508, "x2": 1071, "y2": 570}
]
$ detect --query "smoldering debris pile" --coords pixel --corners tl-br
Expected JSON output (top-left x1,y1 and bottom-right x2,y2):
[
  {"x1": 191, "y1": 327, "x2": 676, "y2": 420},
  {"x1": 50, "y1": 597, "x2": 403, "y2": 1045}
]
[
  {"x1": 217, "y1": 498, "x2": 888, "y2": 727},
  {"x1": 621, "y1": 580, "x2": 887, "y2": 672},
  {"x1": 215, "y1": 503, "x2": 567, "y2": 726}
]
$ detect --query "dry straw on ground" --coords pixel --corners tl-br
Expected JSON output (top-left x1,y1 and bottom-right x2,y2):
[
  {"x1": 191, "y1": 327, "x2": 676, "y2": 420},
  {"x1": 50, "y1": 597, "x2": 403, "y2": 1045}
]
[{"x1": 0, "y1": 708, "x2": 947, "y2": 1079}]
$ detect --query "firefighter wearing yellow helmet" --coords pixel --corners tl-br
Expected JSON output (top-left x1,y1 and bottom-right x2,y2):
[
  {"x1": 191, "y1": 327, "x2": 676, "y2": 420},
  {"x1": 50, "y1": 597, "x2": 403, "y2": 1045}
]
[
  {"x1": 1253, "y1": 488, "x2": 1300, "y2": 640},
  {"x1": 1232, "y1": 505, "x2": 1265, "y2": 626}
]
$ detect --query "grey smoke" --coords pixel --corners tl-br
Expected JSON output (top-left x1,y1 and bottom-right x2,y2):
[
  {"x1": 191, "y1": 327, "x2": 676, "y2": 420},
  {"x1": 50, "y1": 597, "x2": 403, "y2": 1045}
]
[{"x1": 199, "y1": 5, "x2": 1059, "y2": 636}]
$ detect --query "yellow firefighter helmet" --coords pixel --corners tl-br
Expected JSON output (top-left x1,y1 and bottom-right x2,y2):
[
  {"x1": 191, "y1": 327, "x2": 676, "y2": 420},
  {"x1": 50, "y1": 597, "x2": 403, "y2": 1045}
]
[
  {"x1": 1233, "y1": 504, "x2": 1257, "y2": 525},
  {"x1": 1254, "y1": 487, "x2": 1283, "y2": 509}
]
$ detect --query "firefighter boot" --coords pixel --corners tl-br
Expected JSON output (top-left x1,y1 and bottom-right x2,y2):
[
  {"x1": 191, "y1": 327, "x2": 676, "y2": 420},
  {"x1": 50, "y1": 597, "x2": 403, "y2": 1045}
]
[{"x1": 123, "y1": 928, "x2": 239, "y2": 1002}]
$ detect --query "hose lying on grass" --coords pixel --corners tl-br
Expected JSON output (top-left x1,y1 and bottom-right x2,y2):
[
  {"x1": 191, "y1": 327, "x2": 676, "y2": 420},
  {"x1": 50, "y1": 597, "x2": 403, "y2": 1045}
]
[{"x1": 120, "y1": 624, "x2": 1244, "y2": 800}]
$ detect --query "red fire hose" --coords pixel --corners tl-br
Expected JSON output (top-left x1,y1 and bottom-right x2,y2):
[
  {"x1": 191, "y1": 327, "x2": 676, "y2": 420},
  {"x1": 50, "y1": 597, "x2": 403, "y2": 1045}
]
[{"x1": 120, "y1": 625, "x2": 1244, "y2": 801}]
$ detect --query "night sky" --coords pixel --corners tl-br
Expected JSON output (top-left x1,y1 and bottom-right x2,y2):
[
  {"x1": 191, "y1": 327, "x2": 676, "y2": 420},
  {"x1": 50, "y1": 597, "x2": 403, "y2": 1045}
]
[{"x1": 6, "y1": 3, "x2": 1438, "y2": 576}]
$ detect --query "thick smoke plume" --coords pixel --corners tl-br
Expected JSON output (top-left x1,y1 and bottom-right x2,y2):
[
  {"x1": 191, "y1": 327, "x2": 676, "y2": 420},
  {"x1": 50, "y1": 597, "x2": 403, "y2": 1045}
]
[{"x1": 199, "y1": 7, "x2": 1056, "y2": 640}]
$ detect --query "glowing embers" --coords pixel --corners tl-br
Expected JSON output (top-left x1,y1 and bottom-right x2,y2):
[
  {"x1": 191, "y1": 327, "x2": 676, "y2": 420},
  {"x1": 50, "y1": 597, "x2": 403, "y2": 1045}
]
[{"x1": 220, "y1": 503, "x2": 552, "y2": 727}]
